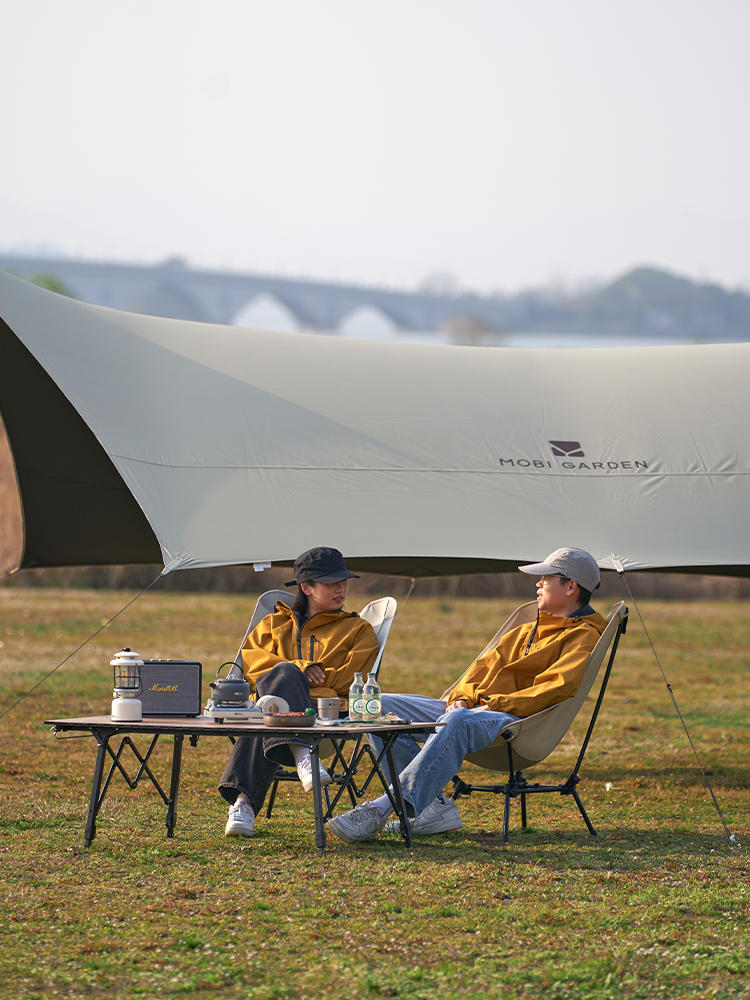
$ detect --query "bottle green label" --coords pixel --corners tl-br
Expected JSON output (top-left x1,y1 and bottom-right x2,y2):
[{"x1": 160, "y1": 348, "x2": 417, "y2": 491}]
[{"x1": 365, "y1": 698, "x2": 381, "y2": 718}]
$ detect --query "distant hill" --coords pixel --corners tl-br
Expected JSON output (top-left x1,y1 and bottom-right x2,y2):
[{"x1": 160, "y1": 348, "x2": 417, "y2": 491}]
[{"x1": 507, "y1": 267, "x2": 750, "y2": 341}]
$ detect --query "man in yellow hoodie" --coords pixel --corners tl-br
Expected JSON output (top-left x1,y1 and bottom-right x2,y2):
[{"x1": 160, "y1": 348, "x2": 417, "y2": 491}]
[{"x1": 327, "y1": 547, "x2": 607, "y2": 843}]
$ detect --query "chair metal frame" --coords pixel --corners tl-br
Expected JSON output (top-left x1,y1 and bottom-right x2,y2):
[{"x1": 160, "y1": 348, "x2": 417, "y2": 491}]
[{"x1": 450, "y1": 601, "x2": 628, "y2": 842}]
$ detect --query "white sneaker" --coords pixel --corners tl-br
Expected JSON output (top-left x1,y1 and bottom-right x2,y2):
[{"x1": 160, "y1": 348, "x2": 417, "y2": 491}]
[
  {"x1": 225, "y1": 799, "x2": 255, "y2": 837},
  {"x1": 384, "y1": 794, "x2": 462, "y2": 836},
  {"x1": 326, "y1": 802, "x2": 389, "y2": 843},
  {"x1": 296, "y1": 755, "x2": 332, "y2": 793}
]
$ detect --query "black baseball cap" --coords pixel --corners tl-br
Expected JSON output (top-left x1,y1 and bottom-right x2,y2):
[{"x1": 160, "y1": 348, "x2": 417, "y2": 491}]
[{"x1": 285, "y1": 547, "x2": 360, "y2": 586}]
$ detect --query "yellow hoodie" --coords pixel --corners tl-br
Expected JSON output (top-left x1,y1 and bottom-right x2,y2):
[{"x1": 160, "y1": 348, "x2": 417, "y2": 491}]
[
  {"x1": 446, "y1": 609, "x2": 608, "y2": 717},
  {"x1": 240, "y1": 601, "x2": 378, "y2": 702}
]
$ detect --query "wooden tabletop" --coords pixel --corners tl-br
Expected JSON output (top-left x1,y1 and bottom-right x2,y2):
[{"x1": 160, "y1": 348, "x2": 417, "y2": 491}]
[{"x1": 45, "y1": 716, "x2": 438, "y2": 737}]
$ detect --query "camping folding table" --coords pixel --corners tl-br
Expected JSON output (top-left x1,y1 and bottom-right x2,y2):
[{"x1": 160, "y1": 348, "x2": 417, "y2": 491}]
[{"x1": 45, "y1": 716, "x2": 439, "y2": 853}]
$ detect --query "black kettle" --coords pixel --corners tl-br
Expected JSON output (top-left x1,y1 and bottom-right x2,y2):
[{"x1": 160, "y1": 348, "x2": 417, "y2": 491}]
[{"x1": 209, "y1": 661, "x2": 250, "y2": 706}]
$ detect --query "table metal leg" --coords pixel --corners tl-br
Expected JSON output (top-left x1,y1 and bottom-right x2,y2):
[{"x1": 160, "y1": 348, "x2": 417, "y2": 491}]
[
  {"x1": 385, "y1": 738, "x2": 412, "y2": 849},
  {"x1": 166, "y1": 734, "x2": 184, "y2": 838},
  {"x1": 84, "y1": 733, "x2": 110, "y2": 847},
  {"x1": 310, "y1": 739, "x2": 326, "y2": 853}
]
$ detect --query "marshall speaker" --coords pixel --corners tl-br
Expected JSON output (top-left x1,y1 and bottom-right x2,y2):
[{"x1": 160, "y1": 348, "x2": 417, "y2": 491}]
[{"x1": 140, "y1": 660, "x2": 202, "y2": 717}]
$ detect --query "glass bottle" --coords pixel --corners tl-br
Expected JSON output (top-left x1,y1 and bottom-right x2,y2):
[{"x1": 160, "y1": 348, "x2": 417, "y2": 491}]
[
  {"x1": 363, "y1": 671, "x2": 382, "y2": 721},
  {"x1": 348, "y1": 672, "x2": 365, "y2": 720}
]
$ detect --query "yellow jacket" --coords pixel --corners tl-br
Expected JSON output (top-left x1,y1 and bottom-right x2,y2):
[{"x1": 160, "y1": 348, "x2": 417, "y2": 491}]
[
  {"x1": 241, "y1": 601, "x2": 378, "y2": 702},
  {"x1": 446, "y1": 608, "x2": 608, "y2": 717}
]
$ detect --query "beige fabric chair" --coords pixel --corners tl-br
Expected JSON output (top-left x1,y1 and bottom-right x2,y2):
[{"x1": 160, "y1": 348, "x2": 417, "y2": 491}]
[
  {"x1": 232, "y1": 588, "x2": 295, "y2": 669},
  {"x1": 446, "y1": 600, "x2": 628, "y2": 842},
  {"x1": 356, "y1": 596, "x2": 398, "y2": 680},
  {"x1": 237, "y1": 589, "x2": 398, "y2": 816}
]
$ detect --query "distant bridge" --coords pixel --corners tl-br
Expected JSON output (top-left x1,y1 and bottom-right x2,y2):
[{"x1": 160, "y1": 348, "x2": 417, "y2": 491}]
[{"x1": 0, "y1": 254, "x2": 510, "y2": 339}]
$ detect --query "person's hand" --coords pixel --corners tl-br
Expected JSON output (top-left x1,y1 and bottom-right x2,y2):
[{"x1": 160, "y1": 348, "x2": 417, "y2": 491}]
[
  {"x1": 446, "y1": 699, "x2": 470, "y2": 712},
  {"x1": 303, "y1": 662, "x2": 327, "y2": 686}
]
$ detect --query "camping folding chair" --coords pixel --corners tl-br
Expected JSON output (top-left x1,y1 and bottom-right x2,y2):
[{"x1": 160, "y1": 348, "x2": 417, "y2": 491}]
[
  {"x1": 233, "y1": 590, "x2": 398, "y2": 816},
  {"x1": 447, "y1": 600, "x2": 628, "y2": 842}
]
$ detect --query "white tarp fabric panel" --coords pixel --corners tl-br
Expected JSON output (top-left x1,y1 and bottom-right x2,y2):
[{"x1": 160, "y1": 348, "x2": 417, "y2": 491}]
[{"x1": 1, "y1": 268, "x2": 749, "y2": 576}]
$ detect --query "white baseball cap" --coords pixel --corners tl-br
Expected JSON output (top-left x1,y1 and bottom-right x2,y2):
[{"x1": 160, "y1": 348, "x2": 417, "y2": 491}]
[{"x1": 519, "y1": 547, "x2": 600, "y2": 592}]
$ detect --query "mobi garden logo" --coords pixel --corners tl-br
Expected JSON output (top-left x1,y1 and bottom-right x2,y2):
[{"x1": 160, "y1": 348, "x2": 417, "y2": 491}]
[{"x1": 498, "y1": 440, "x2": 649, "y2": 472}]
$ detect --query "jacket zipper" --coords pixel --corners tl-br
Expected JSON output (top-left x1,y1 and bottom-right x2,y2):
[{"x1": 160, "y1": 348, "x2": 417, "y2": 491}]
[
  {"x1": 289, "y1": 607, "x2": 350, "y2": 661},
  {"x1": 524, "y1": 611, "x2": 540, "y2": 655}
]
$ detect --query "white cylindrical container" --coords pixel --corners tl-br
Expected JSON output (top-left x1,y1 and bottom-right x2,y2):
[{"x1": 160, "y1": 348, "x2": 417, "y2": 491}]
[{"x1": 111, "y1": 692, "x2": 143, "y2": 721}]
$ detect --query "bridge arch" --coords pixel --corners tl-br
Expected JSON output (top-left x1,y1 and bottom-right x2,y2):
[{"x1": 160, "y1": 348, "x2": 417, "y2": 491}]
[
  {"x1": 231, "y1": 293, "x2": 300, "y2": 333},
  {"x1": 336, "y1": 304, "x2": 400, "y2": 340}
]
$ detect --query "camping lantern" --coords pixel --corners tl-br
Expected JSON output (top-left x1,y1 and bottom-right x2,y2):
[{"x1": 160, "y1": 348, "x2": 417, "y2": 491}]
[{"x1": 110, "y1": 648, "x2": 144, "y2": 721}]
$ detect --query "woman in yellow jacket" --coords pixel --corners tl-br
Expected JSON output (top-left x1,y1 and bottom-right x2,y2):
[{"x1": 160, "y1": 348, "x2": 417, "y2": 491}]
[{"x1": 219, "y1": 547, "x2": 378, "y2": 838}]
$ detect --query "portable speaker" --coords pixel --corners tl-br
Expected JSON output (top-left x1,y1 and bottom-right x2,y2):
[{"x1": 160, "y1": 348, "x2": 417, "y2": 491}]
[{"x1": 140, "y1": 660, "x2": 202, "y2": 716}]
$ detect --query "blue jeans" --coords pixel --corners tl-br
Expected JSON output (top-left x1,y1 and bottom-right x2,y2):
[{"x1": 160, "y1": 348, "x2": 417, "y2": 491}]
[{"x1": 390, "y1": 705, "x2": 520, "y2": 817}]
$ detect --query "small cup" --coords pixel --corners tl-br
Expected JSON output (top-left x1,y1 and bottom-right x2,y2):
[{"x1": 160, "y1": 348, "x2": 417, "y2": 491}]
[{"x1": 317, "y1": 697, "x2": 340, "y2": 720}]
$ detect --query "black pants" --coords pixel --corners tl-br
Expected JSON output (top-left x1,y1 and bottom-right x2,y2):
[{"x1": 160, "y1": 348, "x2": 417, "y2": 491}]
[{"x1": 218, "y1": 662, "x2": 314, "y2": 814}]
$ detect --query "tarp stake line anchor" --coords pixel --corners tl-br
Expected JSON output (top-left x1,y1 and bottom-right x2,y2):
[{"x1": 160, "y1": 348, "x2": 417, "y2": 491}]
[
  {"x1": 616, "y1": 566, "x2": 740, "y2": 849},
  {"x1": 0, "y1": 572, "x2": 164, "y2": 723}
]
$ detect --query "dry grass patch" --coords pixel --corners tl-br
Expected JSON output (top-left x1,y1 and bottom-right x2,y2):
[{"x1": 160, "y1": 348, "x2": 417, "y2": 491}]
[{"x1": 0, "y1": 588, "x2": 748, "y2": 999}]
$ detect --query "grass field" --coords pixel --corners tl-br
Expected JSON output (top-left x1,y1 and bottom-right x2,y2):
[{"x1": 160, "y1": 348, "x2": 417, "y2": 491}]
[{"x1": 0, "y1": 586, "x2": 748, "y2": 1000}]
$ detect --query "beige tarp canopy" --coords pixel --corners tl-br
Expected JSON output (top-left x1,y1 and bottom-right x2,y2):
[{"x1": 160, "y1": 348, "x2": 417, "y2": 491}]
[{"x1": 1, "y1": 268, "x2": 748, "y2": 578}]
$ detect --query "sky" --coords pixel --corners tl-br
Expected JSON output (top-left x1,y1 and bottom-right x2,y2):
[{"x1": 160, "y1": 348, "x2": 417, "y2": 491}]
[{"x1": 2, "y1": 0, "x2": 749, "y2": 295}]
